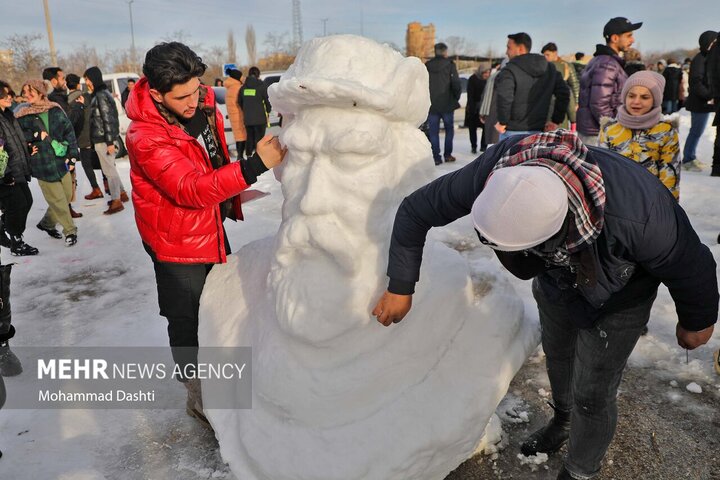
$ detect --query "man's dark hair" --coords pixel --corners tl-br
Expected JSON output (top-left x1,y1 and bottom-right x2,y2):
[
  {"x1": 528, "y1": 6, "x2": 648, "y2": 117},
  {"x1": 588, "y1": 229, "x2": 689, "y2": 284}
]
[
  {"x1": 0, "y1": 79, "x2": 12, "y2": 96},
  {"x1": 66, "y1": 73, "x2": 81, "y2": 89},
  {"x1": 228, "y1": 69, "x2": 243, "y2": 81},
  {"x1": 42, "y1": 67, "x2": 63, "y2": 82},
  {"x1": 541, "y1": 42, "x2": 558, "y2": 54},
  {"x1": 434, "y1": 42, "x2": 448, "y2": 56},
  {"x1": 142, "y1": 42, "x2": 207, "y2": 94},
  {"x1": 575, "y1": 52, "x2": 584, "y2": 61},
  {"x1": 127, "y1": 78, "x2": 136, "y2": 85},
  {"x1": 508, "y1": 33, "x2": 532, "y2": 52},
  {"x1": 248, "y1": 66, "x2": 261, "y2": 78}
]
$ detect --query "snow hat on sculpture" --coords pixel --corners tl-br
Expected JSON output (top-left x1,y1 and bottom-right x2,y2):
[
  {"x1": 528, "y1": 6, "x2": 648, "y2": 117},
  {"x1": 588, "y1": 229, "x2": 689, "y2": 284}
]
[
  {"x1": 269, "y1": 34, "x2": 430, "y2": 125},
  {"x1": 198, "y1": 35, "x2": 537, "y2": 480}
]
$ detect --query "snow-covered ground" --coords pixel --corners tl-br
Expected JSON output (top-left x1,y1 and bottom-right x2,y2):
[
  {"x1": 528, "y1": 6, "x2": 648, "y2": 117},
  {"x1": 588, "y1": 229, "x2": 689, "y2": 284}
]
[{"x1": 0, "y1": 112, "x2": 718, "y2": 479}]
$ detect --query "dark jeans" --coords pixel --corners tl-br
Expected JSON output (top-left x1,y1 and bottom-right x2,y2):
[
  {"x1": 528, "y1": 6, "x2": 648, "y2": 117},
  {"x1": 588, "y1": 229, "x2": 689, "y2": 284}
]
[
  {"x1": 468, "y1": 122, "x2": 487, "y2": 152},
  {"x1": 144, "y1": 239, "x2": 230, "y2": 379},
  {"x1": 683, "y1": 112, "x2": 711, "y2": 163},
  {"x1": 80, "y1": 148, "x2": 99, "y2": 189},
  {"x1": 533, "y1": 278, "x2": 656, "y2": 478},
  {"x1": 428, "y1": 112, "x2": 454, "y2": 162},
  {"x1": 713, "y1": 121, "x2": 720, "y2": 173},
  {"x1": 662, "y1": 99, "x2": 679, "y2": 115},
  {"x1": 0, "y1": 182, "x2": 32, "y2": 236},
  {"x1": 0, "y1": 265, "x2": 13, "y2": 343},
  {"x1": 245, "y1": 124, "x2": 267, "y2": 158}
]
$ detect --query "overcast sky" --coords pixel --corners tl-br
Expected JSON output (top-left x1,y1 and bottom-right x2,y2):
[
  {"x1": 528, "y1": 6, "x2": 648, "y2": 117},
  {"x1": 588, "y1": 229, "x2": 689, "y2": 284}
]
[{"x1": 7, "y1": 0, "x2": 720, "y2": 65}]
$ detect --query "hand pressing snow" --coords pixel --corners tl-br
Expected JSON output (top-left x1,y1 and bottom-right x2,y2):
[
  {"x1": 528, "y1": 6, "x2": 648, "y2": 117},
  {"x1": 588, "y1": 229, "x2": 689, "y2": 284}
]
[
  {"x1": 256, "y1": 135, "x2": 287, "y2": 169},
  {"x1": 372, "y1": 291, "x2": 412, "y2": 326}
]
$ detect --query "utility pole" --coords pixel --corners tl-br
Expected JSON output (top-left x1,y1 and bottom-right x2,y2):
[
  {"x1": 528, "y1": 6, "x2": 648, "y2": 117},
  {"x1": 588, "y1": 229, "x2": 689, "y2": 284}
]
[
  {"x1": 292, "y1": 0, "x2": 303, "y2": 51},
  {"x1": 321, "y1": 18, "x2": 328, "y2": 37},
  {"x1": 128, "y1": 0, "x2": 136, "y2": 67},
  {"x1": 42, "y1": 0, "x2": 57, "y2": 65}
]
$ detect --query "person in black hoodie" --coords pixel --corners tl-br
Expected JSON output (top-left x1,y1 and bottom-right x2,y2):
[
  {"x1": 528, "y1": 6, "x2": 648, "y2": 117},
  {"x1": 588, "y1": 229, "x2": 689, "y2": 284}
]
[
  {"x1": 494, "y1": 33, "x2": 569, "y2": 140},
  {"x1": 426, "y1": 43, "x2": 462, "y2": 165},
  {"x1": 683, "y1": 31, "x2": 718, "y2": 172},
  {"x1": 239, "y1": 66, "x2": 271, "y2": 159},
  {"x1": 661, "y1": 58, "x2": 683, "y2": 114},
  {"x1": 706, "y1": 31, "x2": 720, "y2": 176}
]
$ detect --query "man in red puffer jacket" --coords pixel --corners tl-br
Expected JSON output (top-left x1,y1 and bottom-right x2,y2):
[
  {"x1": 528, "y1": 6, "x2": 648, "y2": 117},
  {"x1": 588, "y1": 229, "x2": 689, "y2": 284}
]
[{"x1": 125, "y1": 42, "x2": 285, "y2": 425}]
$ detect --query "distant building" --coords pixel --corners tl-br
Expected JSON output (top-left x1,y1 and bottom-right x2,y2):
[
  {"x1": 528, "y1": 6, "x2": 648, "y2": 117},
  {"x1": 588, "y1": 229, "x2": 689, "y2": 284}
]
[{"x1": 406, "y1": 22, "x2": 435, "y2": 59}]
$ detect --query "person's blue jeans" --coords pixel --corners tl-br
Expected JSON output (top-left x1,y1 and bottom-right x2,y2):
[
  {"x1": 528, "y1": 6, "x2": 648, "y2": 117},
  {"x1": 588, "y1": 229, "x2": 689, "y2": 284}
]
[
  {"x1": 683, "y1": 111, "x2": 711, "y2": 163},
  {"x1": 427, "y1": 112, "x2": 454, "y2": 163},
  {"x1": 499, "y1": 130, "x2": 540, "y2": 141},
  {"x1": 663, "y1": 99, "x2": 679, "y2": 114},
  {"x1": 532, "y1": 278, "x2": 656, "y2": 478}
]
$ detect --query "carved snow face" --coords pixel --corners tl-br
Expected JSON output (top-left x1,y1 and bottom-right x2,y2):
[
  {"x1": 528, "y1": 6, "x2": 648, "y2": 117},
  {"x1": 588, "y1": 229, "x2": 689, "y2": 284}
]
[{"x1": 268, "y1": 108, "x2": 401, "y2": 343}]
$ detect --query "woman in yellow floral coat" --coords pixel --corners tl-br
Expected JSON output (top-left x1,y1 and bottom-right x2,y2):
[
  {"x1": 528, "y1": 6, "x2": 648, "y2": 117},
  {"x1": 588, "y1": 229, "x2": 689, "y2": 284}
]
[{"x1": 599, "y1": 71, "x2": 680, "y2": 199}]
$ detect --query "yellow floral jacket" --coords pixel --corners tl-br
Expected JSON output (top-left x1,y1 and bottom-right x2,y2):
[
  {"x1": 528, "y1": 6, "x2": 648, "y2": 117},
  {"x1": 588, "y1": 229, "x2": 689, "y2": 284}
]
[{"x1": 598, "y1": 117, "x2": 680, "y2": 200}]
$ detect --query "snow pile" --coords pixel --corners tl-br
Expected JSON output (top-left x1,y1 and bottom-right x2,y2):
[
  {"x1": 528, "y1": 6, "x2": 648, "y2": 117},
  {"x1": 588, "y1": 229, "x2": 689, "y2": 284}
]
[
  {"x1": 686, "y1": 382, "x2": 703, "y2": 394},
  {"x1": 197, "y1": 35, "x2": 538, "y2": 480},
  {"x1": 516, "y1": 452, "x2": 549, "y2": 471}
]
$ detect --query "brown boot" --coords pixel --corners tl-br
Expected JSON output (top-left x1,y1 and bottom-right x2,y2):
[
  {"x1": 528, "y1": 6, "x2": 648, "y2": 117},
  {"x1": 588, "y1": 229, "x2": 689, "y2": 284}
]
[
  {"x1": 103, "y1": 199, "x2": 124, "y2": 215},
  {"x1": 184, "y1": 379, "x2": 213, "y2": 429},
  {"x1": 84, "y1": 187, "x2": 103, "y2": 200},
  {"x1": 69, "y1": 204, "x2": 83, "y2": 218},
  {"x1": 120, "y1": 190, "x2": 129, "y2": 203}
]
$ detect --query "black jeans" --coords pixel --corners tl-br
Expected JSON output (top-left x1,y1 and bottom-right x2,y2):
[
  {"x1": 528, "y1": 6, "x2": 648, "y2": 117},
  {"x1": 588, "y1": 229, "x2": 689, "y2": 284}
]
[
  {"x1": 532, "y1": 278, "x2": 656, "y2": 478},
  {"x1": 80, "y1": 148, "x2": 99, "y2": 189},
  {"x1": 245, "y1": 124, "x2": 267, "y2": 158},
  {"x1": 144, "y1": 235, "x2": 230, "y2": 379},
  {"x1": 0, "y1": 182, "x2": 33, "y2": 236}
]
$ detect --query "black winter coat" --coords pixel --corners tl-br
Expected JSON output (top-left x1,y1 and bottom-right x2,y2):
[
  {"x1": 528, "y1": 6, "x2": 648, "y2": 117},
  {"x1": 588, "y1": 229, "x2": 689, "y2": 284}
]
[
  {"x1": 386, "y1": 135, "x2": 718, "y2": 331},
  {"x1": 685, "y1": 52, "x2": 715, "y2": 113},
  {"x1": 89, "y1": 87, "x2": 120, "y2": 145},
  {"x1": 426, "y1": 56, "x2": 462, "y2": 114},
  {"x1": 239, "y1": 76, "x2": 271, "y2": 127},
  {"x1": 495, "y1": 54, "x2": 570, "y2": 131},
  {"x1": 662, "y1": 66, "x2": 683, "y2": 102},
  {"x1": 0, "y1": 108, "x2": 32, "y2": 183},
  {"x1": 464, "y1": 73, "x2": 486, "y2": 127}
]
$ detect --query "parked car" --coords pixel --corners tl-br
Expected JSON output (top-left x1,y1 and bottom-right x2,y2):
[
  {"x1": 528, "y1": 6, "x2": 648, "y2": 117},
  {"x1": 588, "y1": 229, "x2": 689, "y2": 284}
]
[{"x1": 260, "y1": 71, "x2": 284, "y2": 127}]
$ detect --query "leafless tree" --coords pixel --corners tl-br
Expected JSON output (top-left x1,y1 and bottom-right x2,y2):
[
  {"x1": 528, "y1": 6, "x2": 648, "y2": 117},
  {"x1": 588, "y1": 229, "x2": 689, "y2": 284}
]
[
  {"x1": 58, "y1": 44, "x2": 107, "y2": 76},
  {"x1": 443, "y1": 36, "x2": 479, "y2": 56},
  {"x1": 246, "y1": 25, "x2": 257, "y2": 66},
  {"x1": 1, "y1": 33, "x2": 50, "y2": 87},
  {"x1": 263, "y1": 32, "x2": 291, "y2": 56},
  {"x1": 227, "y1": 30, "x2": 237, "y2": 66}
]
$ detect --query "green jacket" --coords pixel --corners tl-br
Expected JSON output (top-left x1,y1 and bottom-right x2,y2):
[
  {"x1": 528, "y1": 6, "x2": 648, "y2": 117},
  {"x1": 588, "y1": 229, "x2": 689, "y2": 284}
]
[{"x1": 16, "y1": 105, "x2": 79, "y2": 182}]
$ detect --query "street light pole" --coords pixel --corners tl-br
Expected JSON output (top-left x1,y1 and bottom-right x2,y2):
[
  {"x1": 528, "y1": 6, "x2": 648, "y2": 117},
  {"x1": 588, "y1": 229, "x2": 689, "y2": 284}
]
[
  {"x1": 128, "y1": 0, "x2": 136, "y2": 67},
  {"x1": 42, "y1": 0, "x2": 57, "y2": 65}
]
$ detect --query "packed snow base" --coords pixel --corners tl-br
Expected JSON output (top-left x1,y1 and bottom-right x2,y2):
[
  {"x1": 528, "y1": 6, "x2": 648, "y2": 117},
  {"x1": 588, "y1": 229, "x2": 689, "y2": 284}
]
[{"x1": 198, "y1": 35, "x2": 538, "y2": 480}]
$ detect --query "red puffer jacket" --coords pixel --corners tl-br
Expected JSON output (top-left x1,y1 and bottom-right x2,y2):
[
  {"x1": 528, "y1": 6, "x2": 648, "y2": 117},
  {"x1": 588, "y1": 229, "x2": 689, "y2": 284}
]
[{"x1": 125, "y1": 78, "x2": 248, "y2": 264}]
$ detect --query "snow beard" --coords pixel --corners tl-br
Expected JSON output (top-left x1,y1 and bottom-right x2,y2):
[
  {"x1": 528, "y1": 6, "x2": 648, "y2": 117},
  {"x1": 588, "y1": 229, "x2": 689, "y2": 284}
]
[{"x1": 267, "y1": 108, "x2": 431, "y2": 345}]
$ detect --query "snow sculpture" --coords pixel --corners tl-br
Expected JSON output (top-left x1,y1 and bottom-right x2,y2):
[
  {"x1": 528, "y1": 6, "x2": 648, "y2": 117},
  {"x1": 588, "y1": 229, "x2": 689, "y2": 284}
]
[{"x1": 198, "y1": 35, "x2": 538, "y2": 480}]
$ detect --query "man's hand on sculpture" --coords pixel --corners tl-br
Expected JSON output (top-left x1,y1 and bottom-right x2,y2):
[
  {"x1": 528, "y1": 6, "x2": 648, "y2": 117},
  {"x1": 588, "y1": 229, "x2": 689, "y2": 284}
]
[
  {"x1": 676, "y1": 323, "x2": 714, "y2": 350},
  {"x1": 257, "y1": 135, "x2": 288, "y2": 169},
  {"x1": 372, "y1": 291, "x2": 412, "y2": 327}
]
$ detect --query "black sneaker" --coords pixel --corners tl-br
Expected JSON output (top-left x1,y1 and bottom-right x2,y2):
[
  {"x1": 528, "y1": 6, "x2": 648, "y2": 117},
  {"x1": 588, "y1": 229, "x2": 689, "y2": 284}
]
[
  {"x1": 11, "y1": 241, "x2": 39, "y2": 256},
  {"x1": 556, "y1": 466, "x2": 575, "y2": 480},
  {"x1": 65, "y1": 234, "x2": 77, "y2": 247},
  {"x1": 37, "y1": 223, "x2": 63, "y2": 239},
  {"x1": 520, "y1": 403, "x2": 571, "y2": 456}
]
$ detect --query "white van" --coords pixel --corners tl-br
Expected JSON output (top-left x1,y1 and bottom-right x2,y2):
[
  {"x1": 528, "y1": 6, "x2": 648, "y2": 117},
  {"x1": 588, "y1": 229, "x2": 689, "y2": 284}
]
[{"x1": 81, "y1": 72, "x2": 140, "y2": 134}]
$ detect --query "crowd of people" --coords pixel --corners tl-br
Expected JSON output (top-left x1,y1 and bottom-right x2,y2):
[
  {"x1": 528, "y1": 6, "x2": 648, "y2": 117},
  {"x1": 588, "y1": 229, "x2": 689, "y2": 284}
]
[
  {"x1": 427, "y1": 18, "x2": 720, "y2": 183},
  {"x1": 0, "y1": 15, "x2": 719, "y2": 479}
]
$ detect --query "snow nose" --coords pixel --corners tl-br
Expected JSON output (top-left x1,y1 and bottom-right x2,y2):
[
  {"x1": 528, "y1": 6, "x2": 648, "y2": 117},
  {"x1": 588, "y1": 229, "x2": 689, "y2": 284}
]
[{"x1": 298, "y1": 158, "x2": 331, "y2": 216}]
